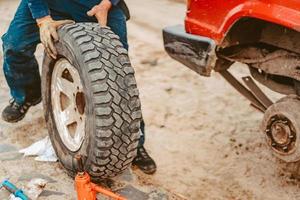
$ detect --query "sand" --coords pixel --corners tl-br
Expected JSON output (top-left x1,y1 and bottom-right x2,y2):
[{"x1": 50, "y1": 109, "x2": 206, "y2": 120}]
[{"x1": 0, "y1": 0, "x2": 300, "y2": 199}]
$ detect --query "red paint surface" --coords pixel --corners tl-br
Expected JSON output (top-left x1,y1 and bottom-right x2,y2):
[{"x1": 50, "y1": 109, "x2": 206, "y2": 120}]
[{"x1": 185, "y1": 0, "x2": 300, "y2": 44}]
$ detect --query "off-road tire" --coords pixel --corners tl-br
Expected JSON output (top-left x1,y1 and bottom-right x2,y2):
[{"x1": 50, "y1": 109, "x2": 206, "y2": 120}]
[{"x1": 42, "y1": 23, "x2": 142, "y2": 180}]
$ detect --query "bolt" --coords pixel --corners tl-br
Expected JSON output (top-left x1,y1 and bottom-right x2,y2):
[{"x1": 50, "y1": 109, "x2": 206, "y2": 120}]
[
  {"x1": 265, "y1": 129, "x2": 270, "y2": 134},
  {"x1": 289, "y1": 135, "x2": 294, "y2": 139},
  {"x1": 283, "y1": 146, "x2": 288, "y2": 152},
  {"x1": 75, "y1": 155, "x2": 84, "y2": 174},
  {"x1": 271, "y1": 143, "x2": 277, "y2": 147}
]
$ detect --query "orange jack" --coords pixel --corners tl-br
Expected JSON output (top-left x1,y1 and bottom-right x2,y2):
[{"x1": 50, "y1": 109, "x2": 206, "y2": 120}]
[{"x1": 75, "y1": 155, "x2": 127, "y2": 200}]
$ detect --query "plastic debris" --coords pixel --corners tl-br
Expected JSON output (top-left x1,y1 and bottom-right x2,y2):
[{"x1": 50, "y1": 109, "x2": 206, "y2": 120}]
[
  {"x1": 9, "y1": 194, "x2": 22, "y2": 200},
  {"x1": 24, "y1": 179, "x2": 48, "y2": 200},
  {"x1": 19, "y1": 136, "x2": 58, "y2": 162}
]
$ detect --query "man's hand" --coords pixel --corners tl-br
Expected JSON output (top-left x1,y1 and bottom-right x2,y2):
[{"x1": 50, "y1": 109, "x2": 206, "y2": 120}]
[
  {"x1": 37, "y1": 16, "x2": 74, "y2": 59},
  {"x1": 87, "y1": 0, "x2": 112, "y2": 27}
]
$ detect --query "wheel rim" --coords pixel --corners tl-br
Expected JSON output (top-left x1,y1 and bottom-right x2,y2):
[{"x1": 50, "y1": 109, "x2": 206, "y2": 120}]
[
  {"x1": 261, "y1": 95, "x2": 300, "y2": 162},
  {"x1": 51, "y1": 58, "x2": 86, "y2": 152},
  {"x1": 265, "y1": 115, "x2": 296, "y2": 154}
]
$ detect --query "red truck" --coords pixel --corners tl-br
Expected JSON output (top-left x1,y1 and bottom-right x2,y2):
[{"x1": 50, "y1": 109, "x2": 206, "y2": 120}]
[{"x1": 163, "y1": 1, "x2": 300, "y2": 177}]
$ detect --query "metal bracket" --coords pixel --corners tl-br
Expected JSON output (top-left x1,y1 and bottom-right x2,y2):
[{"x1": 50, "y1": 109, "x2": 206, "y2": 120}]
[
  {"x1": 219, "y1": 70, "x2": 273, "y2": 113},
  {"x1": 219, "y1": 70, "x2": 266, "y2": 112},
  {"x1": 242, "y1": 76, "x2": 273, "y2": 108}
]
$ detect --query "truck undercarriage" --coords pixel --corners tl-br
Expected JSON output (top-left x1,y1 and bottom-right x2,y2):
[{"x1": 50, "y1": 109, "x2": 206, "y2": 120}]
[{"x1": 164, "y1": 17, "x2": 300, "y2": 178}]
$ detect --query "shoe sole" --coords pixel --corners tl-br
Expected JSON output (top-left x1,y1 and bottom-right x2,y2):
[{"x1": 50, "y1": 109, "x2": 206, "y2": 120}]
[
  {"x1": 3, "y1": 113, "x2": 27, "y2": 123},
  {"x1": 2, "y1": 97, "x2": 42, "y2": 123}
]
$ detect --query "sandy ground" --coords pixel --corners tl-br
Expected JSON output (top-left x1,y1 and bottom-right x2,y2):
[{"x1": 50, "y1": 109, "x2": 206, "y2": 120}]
[{"x1": 1, "y1": 0, "x2": 300, "y2": 199}]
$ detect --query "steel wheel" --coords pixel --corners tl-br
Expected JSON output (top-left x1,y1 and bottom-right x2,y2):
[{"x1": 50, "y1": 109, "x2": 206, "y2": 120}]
[
  {"x1": 51, "y1": 58, "x2": 86, "y2": 152},
  {"x1": 261, "y1": 95, "x2": 300, "y2": 162}
]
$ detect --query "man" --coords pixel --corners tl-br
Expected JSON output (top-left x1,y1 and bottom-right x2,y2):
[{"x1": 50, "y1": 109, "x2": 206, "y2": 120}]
[{"x1": 1, "y1": 0, "x2": 156, "y2": 174}]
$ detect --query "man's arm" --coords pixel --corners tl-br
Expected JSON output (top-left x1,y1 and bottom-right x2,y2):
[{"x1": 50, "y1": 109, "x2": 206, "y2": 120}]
[
  {"x1": 28, "y1": 0, "x2": 119, "y2": 20},
  {"x1": 27, "y1": 0, "x2": 115, "y2": 58},
  {"x1": 27, "y1": 0, "x2": 73, "y2": 59}
]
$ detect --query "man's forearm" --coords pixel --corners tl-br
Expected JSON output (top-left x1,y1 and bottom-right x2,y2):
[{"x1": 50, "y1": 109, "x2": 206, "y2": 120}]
[{"x1": 29, "y1": 0, "x2": 120, "y2": 23}]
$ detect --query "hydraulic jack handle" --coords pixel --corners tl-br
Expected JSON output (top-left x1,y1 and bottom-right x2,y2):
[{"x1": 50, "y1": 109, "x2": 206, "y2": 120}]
[{"x1": 0, "y1": 179, "x2": 29, "y2": 200}]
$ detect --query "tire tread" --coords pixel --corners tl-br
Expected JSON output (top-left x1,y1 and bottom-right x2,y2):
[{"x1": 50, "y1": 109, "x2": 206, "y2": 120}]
[{"x1": 58, "y1": 23, "x2": 141, "y2": 179}]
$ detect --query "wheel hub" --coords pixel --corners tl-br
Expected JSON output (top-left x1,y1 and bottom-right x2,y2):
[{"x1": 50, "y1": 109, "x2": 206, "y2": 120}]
[
  {"x1": 265, "y1": 115, "x2": 296, "y2": 154},
  {"x1": 51, "y1": 59, "x2": 86, "y2": 152}
]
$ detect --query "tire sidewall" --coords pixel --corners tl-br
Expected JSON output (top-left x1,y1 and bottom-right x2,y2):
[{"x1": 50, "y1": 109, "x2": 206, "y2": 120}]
[{"x1": 42, "y1": 34, "x2": 95, "y2": 174}]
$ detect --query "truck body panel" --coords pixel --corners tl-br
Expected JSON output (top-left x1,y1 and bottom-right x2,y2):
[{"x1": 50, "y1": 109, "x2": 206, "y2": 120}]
[{"x1": 185, "y1": 0, "x2": 300, "y2": 44}]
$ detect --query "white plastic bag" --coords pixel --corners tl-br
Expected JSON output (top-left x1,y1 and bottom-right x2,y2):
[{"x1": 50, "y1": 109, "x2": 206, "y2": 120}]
[
  {"x1": 19, "y1": 136, "x2": 57, "y2": 162},
  {"x1": 9, "y1": 194, "x2": 22, "y2": 200}
]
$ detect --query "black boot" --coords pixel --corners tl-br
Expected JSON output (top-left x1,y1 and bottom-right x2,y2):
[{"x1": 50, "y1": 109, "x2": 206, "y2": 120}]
[
  {"x1": 132, "y1": 146, "x2": 157, "y2": 174},
  {"x1": 2, "y1": 97, "x2": 41, "y2": 123}
]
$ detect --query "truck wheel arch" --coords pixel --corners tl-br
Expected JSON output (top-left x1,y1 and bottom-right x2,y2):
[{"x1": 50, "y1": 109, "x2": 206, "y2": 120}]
[{"x1": 219, "y1": 17, "x2": 300, "y2": 55}]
